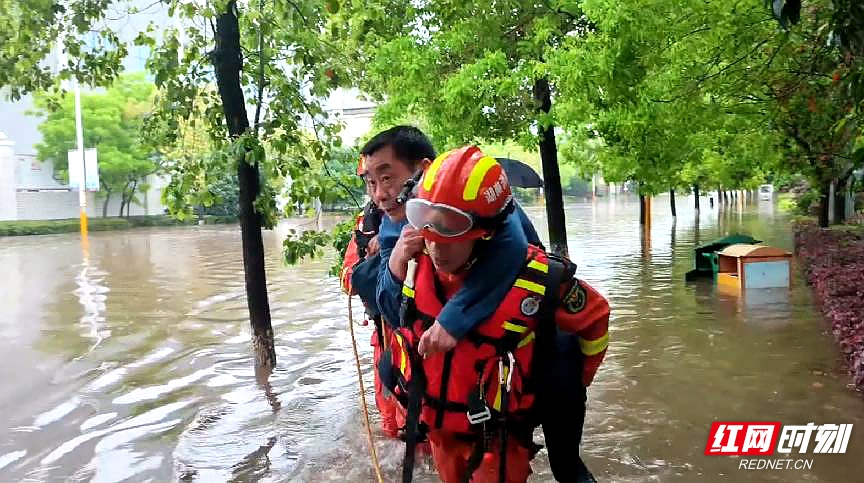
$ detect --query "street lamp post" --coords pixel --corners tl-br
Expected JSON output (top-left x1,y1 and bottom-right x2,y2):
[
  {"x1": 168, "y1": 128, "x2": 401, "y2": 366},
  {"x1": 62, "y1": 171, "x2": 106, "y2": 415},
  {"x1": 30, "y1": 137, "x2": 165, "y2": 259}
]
[{"x1": 74, "y1": 82, "x2": 88, "y2": 237}]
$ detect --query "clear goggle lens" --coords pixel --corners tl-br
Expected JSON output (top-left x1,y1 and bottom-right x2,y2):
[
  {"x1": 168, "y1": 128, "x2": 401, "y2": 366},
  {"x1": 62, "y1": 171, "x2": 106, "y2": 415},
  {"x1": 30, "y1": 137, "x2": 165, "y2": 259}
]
[{"x1": 405, "y1": 199, "x2": 474, "y2": 237}]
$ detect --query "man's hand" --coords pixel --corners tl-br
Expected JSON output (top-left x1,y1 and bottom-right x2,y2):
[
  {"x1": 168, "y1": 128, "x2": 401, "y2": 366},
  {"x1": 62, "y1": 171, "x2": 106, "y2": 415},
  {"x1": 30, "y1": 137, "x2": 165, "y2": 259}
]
[
  {"x1": 388, "y1": 225, "x2": 424, "y2": 281},
  {"x1": 366, "y1": 235, "x2": 380, "y2": 258},
  {"x1": 418, "y1": 321, "x2": 458, "y2": 357}
]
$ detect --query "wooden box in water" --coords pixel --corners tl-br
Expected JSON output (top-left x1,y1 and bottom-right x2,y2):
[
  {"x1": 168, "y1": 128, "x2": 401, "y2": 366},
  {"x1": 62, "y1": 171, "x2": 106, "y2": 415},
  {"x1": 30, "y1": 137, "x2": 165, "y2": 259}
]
[{"x1": 716, "y1": 244, "x2": 793, "y2": 291}]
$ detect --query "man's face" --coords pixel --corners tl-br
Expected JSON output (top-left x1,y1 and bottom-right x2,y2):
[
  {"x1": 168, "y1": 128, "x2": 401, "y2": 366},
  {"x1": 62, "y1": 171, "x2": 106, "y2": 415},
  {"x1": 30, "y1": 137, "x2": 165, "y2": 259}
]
[
  {"x1": 426, "y1": 238, "x2": 476, "y2": 274},
  {"x1": 362, "y1": 145, "x2": 415, "y2": 220}
]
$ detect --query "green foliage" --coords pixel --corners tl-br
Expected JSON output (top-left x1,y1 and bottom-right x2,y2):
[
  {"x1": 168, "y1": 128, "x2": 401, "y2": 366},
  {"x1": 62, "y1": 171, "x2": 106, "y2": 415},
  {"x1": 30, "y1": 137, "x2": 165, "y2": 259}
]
[
  {"x1": 329, "y1": 218, "x2": 357, "y2": 275},
  {"x1": 331, "y1": 0, "x2": 590, "y2": 150},
  {"x1": 286, "y1": 145, "x2": 365, "y2": 214},
  {"x1": 138, "y1": 0, "x2": 348, "y2": 212},
  {"x1": 549, "y1": 1, "x2": 779, "y2": 194},
  {"x1": 30, "y1": 73, "x2": 159, "y2": 214},
  {"x1": 777, "y1": 193, "x2": 798, "y2": 213},
  {"x1": 282, "y1": 218, "x2": 355, "y2": 276},
  {"x1": 796, "y1": 190, "x2": 819, "y2": 214},
  {"x1": 282, "y1": 228, "x2": 331, "y2": 264},
  {"x1": 551, "y1": 0, "x2": 861, "y2": 204},
  {"x1": 0, "y1": 0, "x2": 127, "y2": 100},
  {"x1": 132, "y1": 1, "x2": 361, "y2": 264},
  {"x1": 333, "y1": 0, "x2": 807, "y2": 200},
  {"x1": 202, "y1": 173, "x2": 240, "y2": 217}
]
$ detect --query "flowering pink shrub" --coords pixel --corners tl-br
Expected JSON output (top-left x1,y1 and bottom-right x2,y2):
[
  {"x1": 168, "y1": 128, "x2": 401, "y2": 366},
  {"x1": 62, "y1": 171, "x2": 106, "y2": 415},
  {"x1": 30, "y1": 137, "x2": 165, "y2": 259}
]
[{"x1": 795, "y1": 223, "x2": 864, "y2": 390}]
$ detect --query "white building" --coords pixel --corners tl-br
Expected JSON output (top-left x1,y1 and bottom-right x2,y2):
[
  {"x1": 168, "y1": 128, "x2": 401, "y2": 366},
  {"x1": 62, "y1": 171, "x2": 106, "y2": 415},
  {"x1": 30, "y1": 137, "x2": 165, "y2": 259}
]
[
  {"x1": 0, "y1": 132, "x2": 168, "y2": 221},
  {"x1": 324, "y1": 88, "x2": 376, "y2": 148}
]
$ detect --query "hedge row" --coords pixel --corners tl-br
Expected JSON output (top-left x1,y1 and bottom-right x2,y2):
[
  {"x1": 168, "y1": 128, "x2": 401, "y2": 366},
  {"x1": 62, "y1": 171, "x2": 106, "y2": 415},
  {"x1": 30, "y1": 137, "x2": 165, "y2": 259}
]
[
  {"x1": 0, "y1": 215, "x2": 237, "y2": 236},
  {"x1": 795, "y1": 223, "x2": 864, "y2": 390}
]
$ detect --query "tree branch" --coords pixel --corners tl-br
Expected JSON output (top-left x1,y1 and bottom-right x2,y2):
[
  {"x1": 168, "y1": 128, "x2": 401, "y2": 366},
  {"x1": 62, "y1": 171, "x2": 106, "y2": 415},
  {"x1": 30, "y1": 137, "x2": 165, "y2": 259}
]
[
  {"x1": 660, "y1": 26, "x2": 711, "y2": 54},
  {"x1": 286, "y1": 0, "x2": 309, "y2": 27},
  {"x1": 254, "y1": 0, "x2": 266, "y2": 135},
  {"x1": 696, "y1": 39, "x2": 770, "y2": 85},
  {"x1": 785, "y1": 122, "x2": 812, "y2": 154},
  {"x1": 763, "y1": 38, "x2": 787, "y2": 72},
  {"x1": 297, "y1": 97, "x2": 362, "y2": 211},
  {"x1": 787, "y1": 70, "x2": 834, "y2": 79}
]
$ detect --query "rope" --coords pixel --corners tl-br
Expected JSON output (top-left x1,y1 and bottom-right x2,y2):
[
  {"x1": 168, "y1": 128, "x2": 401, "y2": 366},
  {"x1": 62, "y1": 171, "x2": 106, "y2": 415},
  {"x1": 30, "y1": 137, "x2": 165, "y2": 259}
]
[{"x1": 348, "y1": 295, "x2": 385, "y2": 483}]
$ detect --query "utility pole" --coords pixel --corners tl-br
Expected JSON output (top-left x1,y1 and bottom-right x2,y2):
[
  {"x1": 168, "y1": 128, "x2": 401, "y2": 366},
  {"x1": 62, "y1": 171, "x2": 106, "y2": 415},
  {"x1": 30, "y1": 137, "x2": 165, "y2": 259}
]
[{"x1": 75, "y1": 82, "x2": 88, "y2": 238}]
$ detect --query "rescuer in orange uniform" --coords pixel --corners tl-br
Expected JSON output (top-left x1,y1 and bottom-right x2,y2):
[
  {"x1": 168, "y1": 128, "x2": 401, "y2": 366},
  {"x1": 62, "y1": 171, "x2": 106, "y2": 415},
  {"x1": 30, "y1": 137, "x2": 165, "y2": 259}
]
[
  {"x1": 383, "y1": 146, "x2": 610, "y2": 483},
  {"x1": 340, "y1": 158, "x2": 411, "y2": 438}
]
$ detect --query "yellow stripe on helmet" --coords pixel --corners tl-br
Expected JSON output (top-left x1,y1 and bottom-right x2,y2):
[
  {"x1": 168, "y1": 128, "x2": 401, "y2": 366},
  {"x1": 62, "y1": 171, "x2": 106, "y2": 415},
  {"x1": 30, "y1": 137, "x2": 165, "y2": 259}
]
[
  {"x1": 423, "y1": 151, "x2": 450, "y2": 192},
  {"x1": 462, "y1": 156, "x2": 499, "y2": 201}
]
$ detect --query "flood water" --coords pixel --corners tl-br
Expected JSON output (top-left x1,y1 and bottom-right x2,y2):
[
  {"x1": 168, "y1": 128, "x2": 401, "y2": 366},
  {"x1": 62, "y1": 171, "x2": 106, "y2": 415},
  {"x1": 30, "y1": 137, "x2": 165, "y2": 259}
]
[{"x1": 1, "y1": 195, "x2": 862, "y2": 482}]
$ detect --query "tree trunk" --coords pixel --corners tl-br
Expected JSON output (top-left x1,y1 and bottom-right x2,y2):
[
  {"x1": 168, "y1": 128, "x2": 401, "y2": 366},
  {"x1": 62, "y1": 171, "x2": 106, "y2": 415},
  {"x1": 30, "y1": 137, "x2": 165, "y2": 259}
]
[
  {"x1": 639, "y1": 194, "x2": 646, "y2": 225},
  {"x1": 819, "y1": 181, "x2": 831, "y2": 228},
  {"x1": 694, "y1": 184, "x2": 700, "y2": 211},
  {"x1": 125, "y1": 180, "x2": 138, "y2": 218},
  {"x1": 693, "y1": 209, "x2": 700, "y2": 244},
  {"x1": 118, "y1": 180, "x2": 131, "y2": 216},
  {"x1": 834, "y1": 179, "x2": 848, "y2": 225},
  {"x1": 102, "y1": 191, "x2": 111, "y2": 218},
  {"x1": 669, "y1": 189, "x2": 677, "y2": 217},
  {"x1": 213, "y1": 1, "x2": 275, "y2": 368},
  {"x1": 533, "y1": 77, "x2": 568, "y2": 257}
]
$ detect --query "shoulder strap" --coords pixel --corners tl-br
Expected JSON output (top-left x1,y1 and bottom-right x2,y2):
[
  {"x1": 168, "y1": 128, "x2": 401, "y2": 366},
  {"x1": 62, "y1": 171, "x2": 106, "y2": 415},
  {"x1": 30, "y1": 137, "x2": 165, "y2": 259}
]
[
  {"x1": 531, "y1": 254, "x2": 574, "y2": 383},
  {"x1": 539, "y1": 254, "x2": 575, "y2": 322}
]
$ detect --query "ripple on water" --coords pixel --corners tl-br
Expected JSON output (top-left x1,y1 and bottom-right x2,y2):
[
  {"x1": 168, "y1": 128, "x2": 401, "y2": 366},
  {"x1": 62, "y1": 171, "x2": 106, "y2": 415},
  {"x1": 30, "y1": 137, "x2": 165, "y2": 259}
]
[{"x1": 1, "y1": 204, "x2": 862, "y2": 483}]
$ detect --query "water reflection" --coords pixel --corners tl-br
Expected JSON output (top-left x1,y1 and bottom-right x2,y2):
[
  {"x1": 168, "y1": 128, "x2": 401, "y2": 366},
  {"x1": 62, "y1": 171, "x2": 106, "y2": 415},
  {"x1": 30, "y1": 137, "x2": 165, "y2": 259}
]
[
  {"x1": 0, "y1": 196, "x2": 860, "y2": 483},
  {"x1": 75, "y1": 238, "x2": 110, "y2": 355}
]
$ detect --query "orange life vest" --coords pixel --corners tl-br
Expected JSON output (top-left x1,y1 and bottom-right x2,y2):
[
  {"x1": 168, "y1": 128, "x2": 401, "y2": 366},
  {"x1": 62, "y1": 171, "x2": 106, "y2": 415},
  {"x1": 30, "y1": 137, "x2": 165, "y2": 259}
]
[{"x1": 388, "y1": 244, "x2": 555, "y2": 435}]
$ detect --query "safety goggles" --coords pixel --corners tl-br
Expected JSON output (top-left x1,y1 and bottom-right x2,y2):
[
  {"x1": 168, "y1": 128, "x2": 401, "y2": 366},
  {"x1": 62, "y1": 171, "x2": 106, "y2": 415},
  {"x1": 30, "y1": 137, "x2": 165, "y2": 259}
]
[
  {"x1": 405, "y1": 197, "x2": 515, "y2": 238},
  {"x1": 406, "y1": 199, "x2": 475, "y2": 237}
]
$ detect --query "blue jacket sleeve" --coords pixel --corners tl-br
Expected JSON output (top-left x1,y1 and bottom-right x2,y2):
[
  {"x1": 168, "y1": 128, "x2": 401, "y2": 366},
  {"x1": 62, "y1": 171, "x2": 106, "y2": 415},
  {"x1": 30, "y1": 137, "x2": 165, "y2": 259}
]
[
  {"x1": 350, "y1": 253, "x2": 381, "y2": 318},
  {"x1": 375, "y1": 217, "x2": 406, "y2": 327},
  {"x1": 435, "y1": 210, "x2": 529, "y2": 339}
]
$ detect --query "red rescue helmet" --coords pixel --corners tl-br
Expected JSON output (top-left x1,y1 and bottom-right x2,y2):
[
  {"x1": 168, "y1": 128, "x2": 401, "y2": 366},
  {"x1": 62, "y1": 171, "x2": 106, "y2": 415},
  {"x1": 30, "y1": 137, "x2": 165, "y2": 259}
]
[{"x1": 406, "y1": 146, "x2": 514, "y2": 243}]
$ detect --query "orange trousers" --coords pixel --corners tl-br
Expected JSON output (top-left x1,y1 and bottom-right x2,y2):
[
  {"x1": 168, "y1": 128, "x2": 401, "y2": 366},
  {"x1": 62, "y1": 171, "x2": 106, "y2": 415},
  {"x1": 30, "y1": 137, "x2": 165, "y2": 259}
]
[
  {"x1": 372, "y1": 329, "x2": 405, "y2": 438},
  {"x1": 428, "y1": 431, "x2": 532, "y2": 483}
]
